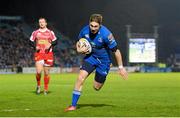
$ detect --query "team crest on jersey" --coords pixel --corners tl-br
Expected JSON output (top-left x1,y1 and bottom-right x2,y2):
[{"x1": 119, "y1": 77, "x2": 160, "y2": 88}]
[
  {"x1": 98, "y1": 37, "x2": 103, "y2": 43},
  {"x1": 85, "y1": 34, "x2": 89, "y2": 38}
]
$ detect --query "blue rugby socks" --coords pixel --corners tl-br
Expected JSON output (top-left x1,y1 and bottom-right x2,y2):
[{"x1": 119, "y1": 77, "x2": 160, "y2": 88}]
[{"x1": 71, "y1": 90, "x2": 81, "y2": 107}]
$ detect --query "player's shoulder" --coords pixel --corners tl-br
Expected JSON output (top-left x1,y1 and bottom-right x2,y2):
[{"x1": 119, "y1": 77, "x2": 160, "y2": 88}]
[
  {"x1": 100, "y1": 25, "x2": 111, "y2": 37},
  {"x1": 31, "y1": 29, "x2": 39, "y2": 35},
  {"x1": 48, "y1": 29, "x2": 56, "y2": 35},
  {"x1": 80, "y1": 25, "x2": 89, "y2": 33},
  {"x1": 100, "y1": 25, "x2": 111, "y2": 34},
  {"x1": 46, "y1": 28, "x2": 53, "y2": 33},
  {"x1": 40, "y1": 28, "x2": 55, "y2": 35},
  {"x1": 33, "y1": 29, "x2": 39, "y2": 33}
]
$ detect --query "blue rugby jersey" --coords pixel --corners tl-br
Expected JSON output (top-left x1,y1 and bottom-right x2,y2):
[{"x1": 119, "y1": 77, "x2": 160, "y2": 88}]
[{"x1": 78, "y1": 25, "x2": 117, "y2": 64}]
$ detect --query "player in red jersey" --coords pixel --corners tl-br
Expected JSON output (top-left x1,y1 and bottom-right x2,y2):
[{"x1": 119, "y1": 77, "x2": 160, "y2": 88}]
[{"x1": 29, "y1": 17, "x2": 57, "y2": 95}]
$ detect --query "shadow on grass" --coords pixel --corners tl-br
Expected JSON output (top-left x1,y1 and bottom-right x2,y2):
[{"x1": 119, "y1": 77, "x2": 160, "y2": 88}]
[
  {"x1": 31, "y1": 91, "x2": 53, "y2": 95},
  {"x1": 77, "y1": 103, "x2": 116, "y2": 109}
]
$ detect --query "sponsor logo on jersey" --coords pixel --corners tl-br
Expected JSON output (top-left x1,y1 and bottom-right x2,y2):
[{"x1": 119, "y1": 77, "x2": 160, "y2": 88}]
[
  {"x1": 108, "y1": 34, "x2": 115, "y2": 42},
  {"x1": 38, "y1": 39, "x2": 49, "y2": 44}
]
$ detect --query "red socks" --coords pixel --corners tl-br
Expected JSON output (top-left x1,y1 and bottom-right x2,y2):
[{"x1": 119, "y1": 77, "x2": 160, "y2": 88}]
[
  {"x1": 36, "y1": 73, "x2": 50, "y2": 91},
  {"x1": 36, "y1": 73, "x2": 41, "y2": 86},
  {"x1": 44, "y1": 75, "x2": 50, "y2": 91}
]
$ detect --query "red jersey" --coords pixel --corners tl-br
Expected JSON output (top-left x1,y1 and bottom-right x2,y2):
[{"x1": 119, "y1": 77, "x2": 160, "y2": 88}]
[
  {"x1": 30, "y1": 28, "x2": 57, "y2": 53},
  {"x1": 30, "y1": 28, "x2": 57, "y2": 63}
]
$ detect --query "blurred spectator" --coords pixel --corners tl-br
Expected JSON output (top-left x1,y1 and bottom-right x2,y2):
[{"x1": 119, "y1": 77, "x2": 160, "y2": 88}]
[
  {"x1": 166, "y1": 54, "x2": 175, "y2": 67},
  {"x1": 0, "y1": 21, "x2": 34, "y2": 70}
]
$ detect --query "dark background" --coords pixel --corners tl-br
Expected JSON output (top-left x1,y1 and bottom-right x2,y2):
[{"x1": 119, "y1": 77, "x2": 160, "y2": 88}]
[{"x1": 1, "y1": 0, "x2": 180, "y2": 63}]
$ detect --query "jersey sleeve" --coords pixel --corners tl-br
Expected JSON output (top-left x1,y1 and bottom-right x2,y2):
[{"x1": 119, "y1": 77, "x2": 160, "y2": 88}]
[
  {"x1": 104, "y1": 32, "x2": 117, "y2": 49},
  {"x1": 50, "y1": 31, "x2": 57, "y2": 41},
  {"x1": 78, "y1": 25, "x2": 89, "y2": 41},
  {"x1": 30, "y1": 31, "x2": 37, "y2": 42},
  {"x1": 78, "y1": 29, "x2": 84, "y2": 40}
]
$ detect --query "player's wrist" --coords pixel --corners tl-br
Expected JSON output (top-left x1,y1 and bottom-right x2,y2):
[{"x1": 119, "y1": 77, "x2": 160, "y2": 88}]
[{"x1": 118, "y1": 65, "x2": 123, "y2": 69}]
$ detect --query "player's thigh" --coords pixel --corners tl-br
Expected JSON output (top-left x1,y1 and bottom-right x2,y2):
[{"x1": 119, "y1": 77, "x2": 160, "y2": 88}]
[
  {"x1": 35, "y1": 60, "x2": 44, "y2": 73},
  {"x1": 94, "y1": 71, "x2": 107, "y2": 86},
  {"x1": 74, "y1": 70, "x2": 89, "y2": 90},
  {"x1": 44, "y1": 66, "x2": 51, "y2": 75},
  {"x1": 44, "y1": 53, "x2": 54, "y2": 67},
  {"x1": 43, "y1": 54, "x2": 53, "y2": 75},
  {"x1": 94, "y1": 63, "x2": 110, "y2": 84},
  {"x1": 80, "y1": 61, "x2": 95, "y2": 75},
  {"x1": 75, "y1": 61, "x2": 95, "y2": 89},
  {"x1": 77, "y1": 60, "x2": 95, "y2": 84},
  {"x1": 76, "y1": 70, "x2": 89, "y2": 83}
]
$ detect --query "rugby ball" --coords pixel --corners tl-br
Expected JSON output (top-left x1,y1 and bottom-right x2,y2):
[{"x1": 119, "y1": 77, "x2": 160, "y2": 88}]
[{"x1": 78, "y1": 38, "x2": 92, "y2": 54}]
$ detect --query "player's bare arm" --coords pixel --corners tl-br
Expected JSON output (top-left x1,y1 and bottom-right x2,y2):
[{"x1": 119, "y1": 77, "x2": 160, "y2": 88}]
[{"x1": 114, "y1": 49, "x2": 128, "y2": 79}]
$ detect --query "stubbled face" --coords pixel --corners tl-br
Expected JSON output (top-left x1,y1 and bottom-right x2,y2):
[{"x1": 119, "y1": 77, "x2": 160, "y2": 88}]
[
  {"x1": 89, "y1": 21, "x2": 100, "y2": 34},
  {"x1": 39, "y1": 19, "x2": 47, "y2": 29}
]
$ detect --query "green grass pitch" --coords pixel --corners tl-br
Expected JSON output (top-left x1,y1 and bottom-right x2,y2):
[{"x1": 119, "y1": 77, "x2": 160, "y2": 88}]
[{"x1": 0, "y1": 73, "x2": 180, "y2": 117}]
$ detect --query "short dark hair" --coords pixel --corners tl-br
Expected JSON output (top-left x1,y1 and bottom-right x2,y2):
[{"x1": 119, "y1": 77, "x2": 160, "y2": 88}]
[
  {"x1": 39, "y1": 17, "x2": 47, "y2": 22},
  {"x1": 89, "y1": 14, "x2": 103, "y2": 25}
]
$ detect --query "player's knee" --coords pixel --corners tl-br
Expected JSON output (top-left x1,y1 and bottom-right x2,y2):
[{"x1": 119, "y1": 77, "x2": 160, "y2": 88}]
[
  {"x1": 44, "y1": 71, "x2": 50, "y2": 76},
  {"x1": 93, "y1": 86, "x2": 101, "y2": 91},
  {"x1": 36, "y1": 72, "x2": 41, "y2": 75},
  {"x1": 93, "y1": 85, "x2": 101, "y2": 91},
  {"x1": 44, "y1": 73, "x2": 49, "y2": 76}
]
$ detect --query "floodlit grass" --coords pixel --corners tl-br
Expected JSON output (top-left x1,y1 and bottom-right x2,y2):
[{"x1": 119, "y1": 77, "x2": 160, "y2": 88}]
[{"x1": 0, "y1": 73, "x2": 180, "y2": 117}]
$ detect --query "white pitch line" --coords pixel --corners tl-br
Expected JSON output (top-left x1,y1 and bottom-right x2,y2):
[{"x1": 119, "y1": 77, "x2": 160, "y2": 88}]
[
  {"x1": 24, "y1": 108, "x2": 30, "y2": 111},
  {"x1": 1, "y1": 109, "x2": 14, "y2": 112},
  {"x1": 1, "y1": 108, "x2": 30, "y2": 112}
]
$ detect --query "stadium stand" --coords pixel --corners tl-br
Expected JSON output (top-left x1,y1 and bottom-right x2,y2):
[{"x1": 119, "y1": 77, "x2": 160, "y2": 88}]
[
  {"x1": 0, "y1": 16, "x2": 81, "y2": 73},
  {"x1": 0, "y1": 20, "x2": 33, "y2": 69}
]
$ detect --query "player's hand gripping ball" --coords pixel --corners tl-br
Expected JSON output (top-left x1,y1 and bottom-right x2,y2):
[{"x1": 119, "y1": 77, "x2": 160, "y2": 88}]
[{"x1": 77, "y1": 38, "x2": 92, "y2": 54}]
